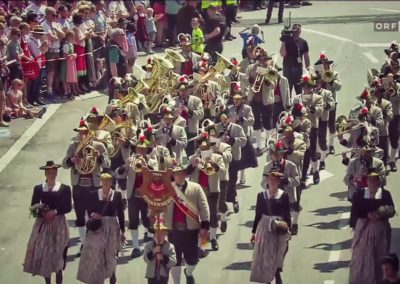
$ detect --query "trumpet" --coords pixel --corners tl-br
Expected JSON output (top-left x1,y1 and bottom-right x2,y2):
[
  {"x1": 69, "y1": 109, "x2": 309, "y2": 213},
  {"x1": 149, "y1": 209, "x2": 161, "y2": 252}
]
[
  {"x1": 251, "y1": 67, "x2": 277, "y2": 93},
  {"x1": 130, "y1": 154, "x2": 146, "y2": 173},
  {"x1": 195, "y1": 155, "x2": 216, "y2": 176}
]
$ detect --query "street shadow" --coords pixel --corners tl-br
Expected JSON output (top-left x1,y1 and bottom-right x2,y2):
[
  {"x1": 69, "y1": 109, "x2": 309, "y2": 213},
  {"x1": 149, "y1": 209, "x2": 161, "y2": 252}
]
[
  {"x1": 249, "y1": 205, "x2": 256, "y2": 211},
  {"x1": 329, "y1": 191, "x2": 349, "y2": 201},
  {"x1": 309, "y1": 239, "x2": 352, "y2": 251},
  {"x1": 67, "y1": 219, "x2": 75, "y2": 228},
  {"x1": 117, "y1": 254, "x2": 132, "y2": 265},
  {"x1": 236, "y1": 242, "x2": 254, "y2": 251},
  {"x1": 313, "y1": 260, "x2": 350, "y2": 273},
  {"x1": 224, "y1": 261, "x2": 252, "y2": 271},
  {"x1": 310, "y1": 206, "x2": 350, "y2": 216},
  {"x1": 68, "y1": 237, "x2": 80, "y2": 248},
  {"x1": 66, "y1": 254, "x2": 78, "y2": 263},
  {"x1": 237, "y1": 184, "x2": 251, "y2": 190},
  {"x1": 306, "y1": 218, "x2": 349, "y2": 230},
  {"x1": 390, "y1": 228, "x2": 400, "y2": 253},
  {"x1": 239, "y1": 220, "x2": 254, "y2": 229}
]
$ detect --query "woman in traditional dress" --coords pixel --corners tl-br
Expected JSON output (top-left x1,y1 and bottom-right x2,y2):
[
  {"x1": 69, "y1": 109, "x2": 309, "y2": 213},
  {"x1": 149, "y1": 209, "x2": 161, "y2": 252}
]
[
  {"x1": 77, "y1": 172, "x2": 125, "y2": 284},
  {"x1": 71, "y1": 13, "x2": 89, "y2": 93},
  {"x1": 349, "y1": 169, "x2": 396, "y2": 284},
  {"x1": 23, "y1": 161, "x2": 72, "y2": 284},
  {"x1": 250, "y1": 171, "x2": 291, "y2": 284}
]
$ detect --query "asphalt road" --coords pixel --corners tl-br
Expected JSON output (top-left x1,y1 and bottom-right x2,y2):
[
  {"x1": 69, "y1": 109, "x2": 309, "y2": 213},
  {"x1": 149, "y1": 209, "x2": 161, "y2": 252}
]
[{"x1": 1, "y1": 1, "x2": 400, "y2": 283}]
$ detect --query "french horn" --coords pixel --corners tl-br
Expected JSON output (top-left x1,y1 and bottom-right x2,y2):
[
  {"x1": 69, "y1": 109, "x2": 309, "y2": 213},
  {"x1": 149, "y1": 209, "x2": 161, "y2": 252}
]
[{"x1": 74, "y1": 130, "x2": 98, "y2": 175}]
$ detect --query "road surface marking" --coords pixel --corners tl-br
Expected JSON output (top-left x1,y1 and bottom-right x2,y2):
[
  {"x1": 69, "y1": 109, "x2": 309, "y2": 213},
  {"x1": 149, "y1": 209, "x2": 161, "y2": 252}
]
[
  {"x1": 301, "y1": 28, "x2": 358, "y2": 45},
  {"x1": 74, "y1": 92, "x2": 104, "y2": 101},
  {"x1": 358, "y1": 43, "x2": 389, "y2": 48},
  {"x1": 324, "y1": 281, "x2": 335, "y2": 284},
  {"x1": 328, "y1": 245, "x2": 342, "y2": 262},
  {"x1": 338, "y1": 212, "x2": 350, "y2": 230},
  {"x1": 0, "y1": 104, "x2": 61, "y2": 174},
  {"x1": 370, "y1": 8, "x2": 400, "y2": 13},
  {"x1": 362, "y1": 52, "x2": 379, "y2": 64}
]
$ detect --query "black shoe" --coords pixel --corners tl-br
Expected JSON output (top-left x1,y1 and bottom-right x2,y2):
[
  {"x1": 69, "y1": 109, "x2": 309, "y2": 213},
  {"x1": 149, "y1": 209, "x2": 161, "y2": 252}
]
[
  {"x1": 211, "y1": 239, "x2": 219, "y2": 251},
  {"x1": 233, "y1": 201, "x2": 240, "y2": 213},
  {"x1": 224, "y1": 35, "x2": 234, "y2": 41},
  {"x1": 389, "y1": 162, "x2": 397, "y2": 172},
  {"x1": 37, "y1": 107, "x2": 47, "y2": 118},
  {"x1": 319, "y1": 161, "x2": 325, "y2": 171},
  {"x1": 131, "y1": 248, "x2": 142, "y2": 258},
  {"x1": 143, "y1": 232, "x2": 153, "y2": 242},
  {"x1": 255, "y1": 148, "x2": 262, "y2": 157},
  {"x1": 220, "y1": 221, "x2": 227, "y2": 233},
  {"x1": 122, "y1": 198, "x2": 127, "y2": 210},
  {"x1": 265, "y1": 18, "x2": 270, "y2": 24},
  {"x1": 299, "y1": 180, "x2": 306, "y2": 190},
  {"x1": 184, "y1": 268, "x2": 195, "y2": 284},
  {"x1": 329, "y1": 146, "x2": 335, "y2": 155},
  {"x1": 291, "y1": 224, "x2": 298, "y2": 236},
  {"x1": 275, "y1": 271, "x2": 283, "y2": 284},
  {"x1": 309, "y1": 169, "x2": 314, "y2": 176},
  {"x1": 313, "y1": 170, "x2": 320, "y2": 184},
  {"x1": 278, "y1": 19, "x2": 283, "y2": 23},
  {"x1": 198, "y1": 247, "x2": 207, "y2": 259}
]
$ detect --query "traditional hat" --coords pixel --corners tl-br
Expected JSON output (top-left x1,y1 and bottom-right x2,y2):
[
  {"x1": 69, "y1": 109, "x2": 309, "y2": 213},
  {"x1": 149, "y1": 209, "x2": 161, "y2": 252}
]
[
  {"x1": 88, "y1": 106, "x2": 101, "y2": 119},
  {"x1": 177, "y1": 33, "x2": 192, "y2": 46},
  {"x1": 153, "y1": 215, "x2": 169, "y2": 231},
  {"x1": 177, "y1": 75, "x2": 190, "y2": 89},
  {"x1": 267, "y1": 170, "x2": 284, "y2": 177},
  {"x1": 39, "y1": 160, "x2": 62, "y2": 170},
  {"x1": 357, "y1": 88, "x2": 372, "y2": 101},
  {"x1": 31, "y1": 25, "x2": 46, "y2": 35},
  {"x1": 300, "y1": 74, "x2": 316, "y2": 87},
  {"x1": 142, "y1": 57, "x2": 154, "y2": 71},
  {"x1": 100, "y1": 170, "x2": 114, "y2": 180},
  {"x1": 267, "y1": 139, "x2": 287, "y2": 153},
  {"x1": 314, "y1": 52, "x2": 334, "y2": 65},
  {"x1": 384, "y1": 40, "x2": 399, "y2": 56},
  {"x1": 254, "y1": 47, "x2": 271, "y2": 60},
  {"x1": 73, "y1": 119, "x2": 89, "y2": 132},
  {"x1": 229, "y1": 57, "x2": 240, "y2": 69},
  {"x1": 291, "y1": 103, "x2": 307, "y2": 118}
]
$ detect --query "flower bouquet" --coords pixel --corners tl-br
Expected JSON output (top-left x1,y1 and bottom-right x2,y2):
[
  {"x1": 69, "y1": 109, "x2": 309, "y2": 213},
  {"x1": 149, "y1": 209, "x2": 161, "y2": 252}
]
[{"x1": 29, "y1": 203, "x2": 50, "y2": 218}]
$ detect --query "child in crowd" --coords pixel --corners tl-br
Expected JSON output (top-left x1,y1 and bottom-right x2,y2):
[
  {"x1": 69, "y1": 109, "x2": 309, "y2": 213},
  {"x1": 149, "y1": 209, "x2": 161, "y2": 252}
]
[
  {"x1": 126, "y1": 21, "x2": 138, "y2": 71},
  {"x1": 143, "y1": 218, "x2": 176, "y2": 284},
  {"x1": 61, "y1": 30, "x2": 78, "y2": 98},
  {"x1": 7, "y1": 79, "x2": 46, "y2": 119},
  {"x1": 145, "y1": 7, "x2": 156, "y2": 54},
  {"x1": 135, "y1": 3, "x2": 149, "y2": 52},
  {"x1": 95, "y1": 58, "x2": 105, "y2": 81},
  {"x1": 239, "y1": 24, "x2": 264, "y2": 59},
  {"x1": 191, "y1": 17, "x2": 204, "y2": 55}
]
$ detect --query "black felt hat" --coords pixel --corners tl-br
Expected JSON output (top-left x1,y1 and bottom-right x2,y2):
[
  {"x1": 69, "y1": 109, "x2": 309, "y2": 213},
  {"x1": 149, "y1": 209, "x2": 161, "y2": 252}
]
[{"x1": 39, "y1": 161, "x2": 62, "y2": 170}]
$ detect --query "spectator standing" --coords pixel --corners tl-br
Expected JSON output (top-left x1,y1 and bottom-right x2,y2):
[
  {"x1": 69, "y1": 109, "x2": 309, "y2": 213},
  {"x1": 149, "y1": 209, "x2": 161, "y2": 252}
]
[
  {"x1": 71, "y1": 13, "x2": 88, "y2": 93},
  {"x1": 204, "y1": 4, "x2": 226, "y2": 63},
  {"x1": 191, "y1": 17, "x2": 204, "y2": 55},
  {"x1": 26, "y1": 11, "x2": 40, "y2": 31},
  {"x1": 41, "y1": 7, "x2": 65, "y2": 101},
  {"x1": 176, "y1": 0, "x2": 202, "y2": 37},
  {"x1": 145, "y1": 7, "x2": 156, "y2": 54},
  {"x1": 165, "y1": 0, "x2": 183, "y2": 46},
  {"x1": 265, "y1": 0, "x2": 284, "y2": 24},
  {"x1": 223, "y1": 0, "x2": 238, "y2": 41},
  {"x1": 60, "y1": 30, "x2": 77, "y2": 99},
  {"x1": 92, "y1": 1, "x2": 108, "y2": 60},
  {"x1": 126, "y1": 22, "x2": 138, "y2": 71},
  {"x1": 81, "y1": 6, "x2": 97, "y2": 89},
  {"x1": 153, "y1": 0, "x2": 167, "y2": 47},
  {"x1": 239, "y1": 24, "x2": 264, "y2": 59},
  {"x1": 57, "y1": 5, "x2": 71, "y2": 31},
  {"x1": 0, "y1": 67, "x2": 6, "y2": 126},
  {"x1": 25, "y1": 0, "x2": 47, "y2": 21},
  {"x1": 280, "y1": 24, "x2": 310, "y2": 96},
  {"x1": 135, "y1": 3, "x2": 149, "y2": 52},
  {"x1": 6, "y1": 27, "x2": 23, "y2": 82}
]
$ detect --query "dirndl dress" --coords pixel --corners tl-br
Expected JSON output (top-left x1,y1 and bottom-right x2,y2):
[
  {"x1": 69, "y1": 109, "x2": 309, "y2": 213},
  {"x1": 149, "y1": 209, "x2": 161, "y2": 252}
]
[
  {"x1": 21, "y1": 37, "x2": 39, "y2": 80},
  {"x1": 349, "y1": 218, "x2": 390, "y2": 284},
  {"x1": 65, "y1": 43, "x2": 78, "y2": 84},
  {"x1": 77, "y1": 216, "x2": 120, "y2": 283},
  {"x1": 250, "y1": 215, "x2": 291, "y2": 283},
  {"x1": 23, "y1": 215, "x2": 69, "y2": 278},
  {"x1": 238, "y1": 138, "x2": 258, "y2": 171},
  {"x1": 74, "y1": 44, "x2": 87, "y2": 77}
]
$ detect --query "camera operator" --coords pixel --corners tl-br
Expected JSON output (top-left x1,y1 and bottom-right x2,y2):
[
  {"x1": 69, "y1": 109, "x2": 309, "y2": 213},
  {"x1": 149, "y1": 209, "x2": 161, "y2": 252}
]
[{"x1": 280, "y1": 24, "x2": 310, "y2": 96}]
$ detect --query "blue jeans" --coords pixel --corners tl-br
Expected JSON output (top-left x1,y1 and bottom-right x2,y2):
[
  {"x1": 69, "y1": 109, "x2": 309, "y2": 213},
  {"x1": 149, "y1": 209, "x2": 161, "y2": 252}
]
[{"x1": 283, "y1": 66, "x2": 303, "y2": 96}]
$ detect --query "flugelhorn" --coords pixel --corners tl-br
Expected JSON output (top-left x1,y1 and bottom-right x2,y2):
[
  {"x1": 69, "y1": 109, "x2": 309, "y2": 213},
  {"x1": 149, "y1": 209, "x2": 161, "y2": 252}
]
[{"x1": 130, "y1": 154, "x2": 146, "y2": 173}]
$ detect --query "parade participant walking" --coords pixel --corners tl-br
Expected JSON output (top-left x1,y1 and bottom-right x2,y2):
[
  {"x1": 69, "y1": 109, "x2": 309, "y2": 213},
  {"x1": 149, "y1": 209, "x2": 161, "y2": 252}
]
[
  {"x1": 77, "y1": 171, "x2": 125, "y2": 284},
  {"x1": 250, "y1": 170, "x2": 291, "y2": 284},
  {"x1": 349, "y1": 169, "x2": 396, "y2": 284},
  {"x1": 62, "y1": 119, "x2": 111, "y2": 251},
  {"x1": 165, "y1": 165, "x2": 210, "y2": 284},
  {"x1": 143, "y1": 217, "x2": 177, "y2": 284},
  {"x1": 381, "y1": 253, "x2": 400, "y2": 284},
  {"x1": 23, "y1": 161, "x2": 72, "y2": 284}
]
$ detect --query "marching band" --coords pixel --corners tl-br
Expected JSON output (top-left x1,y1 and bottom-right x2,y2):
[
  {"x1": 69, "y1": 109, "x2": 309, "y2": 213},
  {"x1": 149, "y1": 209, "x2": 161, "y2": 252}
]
[{"x1": 23, "y1": 27, "x2": 400, "y2": 284}]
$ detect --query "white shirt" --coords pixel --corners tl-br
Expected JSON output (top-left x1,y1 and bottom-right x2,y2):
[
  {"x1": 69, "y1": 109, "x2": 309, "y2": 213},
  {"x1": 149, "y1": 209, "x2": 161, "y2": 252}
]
[
  {"x1": 42, "y1": 182, "x2": 61, "y2": 192},
  {"x1": 28, "y1": 36, "x2": 43, "y2": 67},
  {"x1": 26, "y1": 3, "x2": 46, "y2": 20},
  {"x1": 364, "y1": 188, "x2": 383, "y2": 200},
  {"x1": 42, "y1": 20, "x2": 62, "y2": 49}
]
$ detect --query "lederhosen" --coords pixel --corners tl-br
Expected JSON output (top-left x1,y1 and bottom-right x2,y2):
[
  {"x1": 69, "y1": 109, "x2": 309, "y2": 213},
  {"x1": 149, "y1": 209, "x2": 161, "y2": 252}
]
[
  {"x1": 223, "y1": 124, "x2": 240, "y2": 203},
  {"x1": 388, "y1": 95, "x2": 400, "y2": 151},
  {"x1": 127, "y1": 172, "x2": 150, "y2": 231},
  {"x1": 273, "y1": 78, "x2": 285, "y2": 126},
  {"x1": 73, "y1": 172, "x2": 98, "y2": 227},
  {"x1": 316, "y1": 88, "x2": 329, "y2": 153},
  {"x1": 180, "y1": 97, "x2": 197, "y2": 157},
  {"x1": 198, "y1": 171, "x2": 219, "y2": 229},
  {"x1": 168, "y1": 183, "x2": 199, "y2": 267},
  {"x1": 228, "y1": 72, "x2": 240, "y2": 106}
]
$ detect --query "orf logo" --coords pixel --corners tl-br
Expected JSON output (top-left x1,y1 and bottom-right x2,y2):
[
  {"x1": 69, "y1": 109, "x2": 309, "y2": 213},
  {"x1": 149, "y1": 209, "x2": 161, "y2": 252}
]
[{"x1": 374, "y1": 21, "x2": 399, "y2": 32}]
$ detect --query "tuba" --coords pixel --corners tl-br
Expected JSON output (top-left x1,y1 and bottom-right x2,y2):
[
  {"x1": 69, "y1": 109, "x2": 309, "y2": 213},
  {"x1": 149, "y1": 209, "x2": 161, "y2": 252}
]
[
  {"x1": 74, "y1": 131, "x2": 98, "y2": 175},
  {"x1": 118, "y1": 87, "x2": 140, "y2": 107},
  {"x1": 214, "y1": 52, "x2": 233, "y2": 74},
  {"x1": 165, "y1": 48, "x2": 185, "y2": 65},
  {"x1": 322, "y1": 70, "x2": 334, "y2": 83},
  {"x1": 109, "y1": 120, "x2": 133, "y2": 158}
]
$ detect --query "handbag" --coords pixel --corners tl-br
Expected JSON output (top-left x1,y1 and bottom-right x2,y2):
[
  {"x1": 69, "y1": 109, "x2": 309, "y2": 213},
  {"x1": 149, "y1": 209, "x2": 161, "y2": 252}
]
[
  {"x1": 264, "y1": 191, "x2": 288, "y2": 235},
  {"x1": 86, "y1": 194, "x2": 112, "y2": 232}
]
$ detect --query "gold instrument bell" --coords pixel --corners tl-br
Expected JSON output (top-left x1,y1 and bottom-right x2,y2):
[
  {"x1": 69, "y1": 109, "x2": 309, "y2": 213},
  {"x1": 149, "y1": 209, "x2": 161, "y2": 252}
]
[{"x1": 165, "y1": 48, "x2": 185, "y2": 64}]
